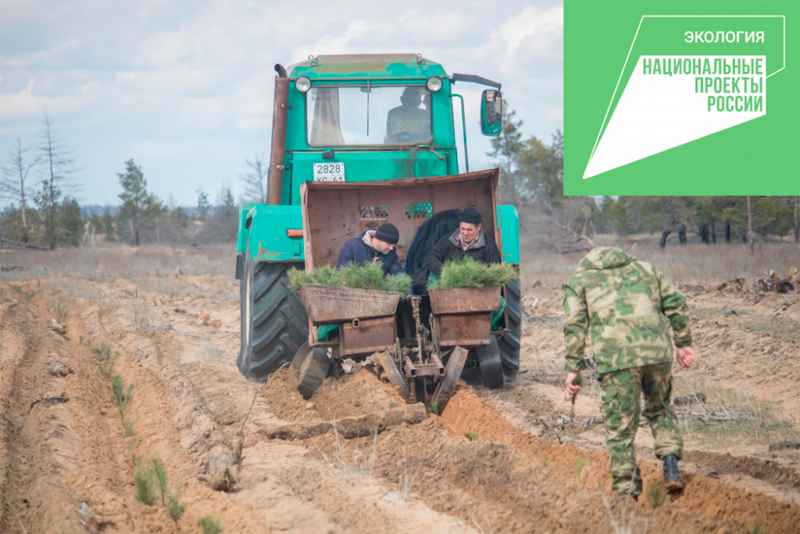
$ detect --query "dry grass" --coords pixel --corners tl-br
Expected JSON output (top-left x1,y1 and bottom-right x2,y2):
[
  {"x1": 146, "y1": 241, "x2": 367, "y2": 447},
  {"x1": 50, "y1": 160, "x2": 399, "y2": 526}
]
[
  {"x1": 0, "y1": 243, "x2": 232, "y2": 281},
  {"x1": 673, "y1": 372, "x2": 799, "y2": 448},
  {"x1": 520, "y1": 235, "x2": 798, "y2": 287}
]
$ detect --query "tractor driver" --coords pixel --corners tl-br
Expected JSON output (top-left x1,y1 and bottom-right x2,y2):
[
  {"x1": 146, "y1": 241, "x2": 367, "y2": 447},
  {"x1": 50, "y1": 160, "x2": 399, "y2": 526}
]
[
  {"x1": 385, "y1": 87, "x2": 431, "y2": 144},
  {"x1": 423, "y1": 207, "x2": 501, "y2": 276},
  {"x1": 337, "y1": 223, "x2": 404, "y2": 276}
]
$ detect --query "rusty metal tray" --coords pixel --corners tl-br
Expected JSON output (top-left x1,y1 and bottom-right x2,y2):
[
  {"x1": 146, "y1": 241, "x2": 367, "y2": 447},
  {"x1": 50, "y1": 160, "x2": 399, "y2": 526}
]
[
  {"x1": 428, "y1": 286, "x2": 501, "y2": 315},
  {"x1": 298, "y1": 285, "x2": 402, "y2": 325}
]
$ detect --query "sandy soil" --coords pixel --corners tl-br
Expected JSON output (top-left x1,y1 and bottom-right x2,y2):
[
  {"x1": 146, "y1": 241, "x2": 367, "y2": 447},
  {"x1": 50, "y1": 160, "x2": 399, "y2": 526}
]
[{"x1": 1, "y1": 253, "x2": 798, "y2": 533}]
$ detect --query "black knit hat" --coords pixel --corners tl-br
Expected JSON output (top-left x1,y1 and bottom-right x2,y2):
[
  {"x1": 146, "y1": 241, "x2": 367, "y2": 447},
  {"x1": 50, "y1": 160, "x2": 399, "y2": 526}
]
[
  {"x1": 375, "y1": 223, "x2": 399, "y2": 245},
  {"x1": 458, "y1": 207, "x2": 482, "y2": 224}
]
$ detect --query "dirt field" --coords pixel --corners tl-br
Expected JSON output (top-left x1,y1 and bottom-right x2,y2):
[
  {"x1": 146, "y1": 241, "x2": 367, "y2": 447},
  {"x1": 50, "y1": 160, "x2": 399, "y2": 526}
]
[{"x1": 1, "y1": 243, "x2": 798, "y2": 533}]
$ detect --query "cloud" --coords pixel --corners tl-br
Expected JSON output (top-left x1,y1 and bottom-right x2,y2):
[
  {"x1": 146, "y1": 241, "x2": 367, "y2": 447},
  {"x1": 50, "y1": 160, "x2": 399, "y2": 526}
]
[
  {"x1": 0, "y1": 38, "x2": 83, "y2": 68},
  {"x1": 232, "y1": 71, "x2": 274, "y2": 132},
  {"x1": 0, "y1": 78, "x2": 73, "y2": 119},
  {"x1": 491, "y1": 4, "x2": 563, "y2": 71},
  {"x1": 0, "y1": 0, "x2": 565, "y2": 205},
  {"x1": 493, "y1": 5, "x2": 562, "y2": 54},
  {"x1": 114, "y1": 68, "x2": 224, "y2": 97}
]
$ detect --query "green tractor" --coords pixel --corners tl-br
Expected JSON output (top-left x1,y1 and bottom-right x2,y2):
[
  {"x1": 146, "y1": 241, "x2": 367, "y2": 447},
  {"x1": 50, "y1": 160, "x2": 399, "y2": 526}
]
[{"x1": 235, "y1": 54, "x2": 521, "y2": 393}]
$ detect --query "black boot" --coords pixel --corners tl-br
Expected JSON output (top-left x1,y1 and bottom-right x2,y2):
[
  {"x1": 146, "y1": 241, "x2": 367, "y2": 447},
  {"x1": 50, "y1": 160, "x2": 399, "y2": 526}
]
[{"x1": 663, "y1": 455, "x2": 685, "y2": 492}]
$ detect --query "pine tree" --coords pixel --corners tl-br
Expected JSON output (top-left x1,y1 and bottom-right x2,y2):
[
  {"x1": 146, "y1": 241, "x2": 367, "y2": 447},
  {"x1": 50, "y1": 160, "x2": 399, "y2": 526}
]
[
  {"x1": 196, "y1": 189, "x2": 210, "y2": 221},
  {"x1": 55, "y1": 197, "x2": 83, "y2": 247},
  {"x1": 118, "y1": 159, "x2": 155, "y2": 246},
  {"x1": 102, "y1": 207, "x2": 116, "y2": 241}
]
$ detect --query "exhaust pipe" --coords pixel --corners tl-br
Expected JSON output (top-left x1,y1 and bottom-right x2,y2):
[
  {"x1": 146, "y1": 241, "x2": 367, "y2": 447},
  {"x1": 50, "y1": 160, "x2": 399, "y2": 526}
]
[{"x1": 267, "y1": 64, "x2": 289, "y2": 205}]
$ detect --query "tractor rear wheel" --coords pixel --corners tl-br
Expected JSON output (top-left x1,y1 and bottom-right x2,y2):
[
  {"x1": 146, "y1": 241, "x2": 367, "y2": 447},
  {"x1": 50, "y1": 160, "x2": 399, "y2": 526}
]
[
  {"x1": 238, "y1": 249, "x2": 309, "y2": 381},
  {"x1": 498, "y1": 279, "x2": 521, "y2": 382}
]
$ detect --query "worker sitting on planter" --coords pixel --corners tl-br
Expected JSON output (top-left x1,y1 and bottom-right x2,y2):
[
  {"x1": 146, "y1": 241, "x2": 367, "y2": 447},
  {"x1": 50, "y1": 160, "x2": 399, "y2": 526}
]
[
  {"x1": 318, "y1": 223, "x2": 404, "y2": 342},
  {"x1": 423, "y1": 207, "x2": 500, "y2": 275},
  {"x1": 336, "y1": 223, "x2": 404, "y2": 276},
  {"x1": 423, "y1": 207, "x2": 505, "y2": 328}
]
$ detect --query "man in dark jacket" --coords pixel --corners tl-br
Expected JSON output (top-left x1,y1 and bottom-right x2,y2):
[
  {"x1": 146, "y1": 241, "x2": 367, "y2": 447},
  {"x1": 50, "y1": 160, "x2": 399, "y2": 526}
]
[
  {"x1": 337, "y1": 223, "x2": 404, "y2": 276},
  {"x1": 424, "y1": 207, "x2": 500, "y2": 275}
]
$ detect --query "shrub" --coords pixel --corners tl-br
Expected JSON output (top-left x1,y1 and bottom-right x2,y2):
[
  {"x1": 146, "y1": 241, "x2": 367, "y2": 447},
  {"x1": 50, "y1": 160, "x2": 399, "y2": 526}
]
[
  {"x1": 465, "y1": 430, "x2": 478, "y2": 441},
  {"x1": 427, "y1": 257, "x2": 518, "y2": 290}
]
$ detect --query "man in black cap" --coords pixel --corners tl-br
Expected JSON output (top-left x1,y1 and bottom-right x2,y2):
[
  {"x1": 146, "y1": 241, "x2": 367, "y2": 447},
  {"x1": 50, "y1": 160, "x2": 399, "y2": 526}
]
[
  {"x1": 337, "y1": 223, "x2": 404, "y2": 276},
  {"x1": 423, "y1": 207, "x2": 500, "y2": 276}
]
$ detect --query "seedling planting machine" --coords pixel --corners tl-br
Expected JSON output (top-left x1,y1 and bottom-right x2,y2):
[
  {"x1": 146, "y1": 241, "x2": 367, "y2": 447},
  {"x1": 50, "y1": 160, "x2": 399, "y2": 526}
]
[{"x1": 235, "y1": 55, "x2": 521, "y2": 408}]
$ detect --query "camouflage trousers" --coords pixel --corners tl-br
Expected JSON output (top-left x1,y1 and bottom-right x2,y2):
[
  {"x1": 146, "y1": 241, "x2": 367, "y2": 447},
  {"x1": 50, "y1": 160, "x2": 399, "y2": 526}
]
[{"x1": 599, "y1": 362, "x2": 683, "y2": 497}]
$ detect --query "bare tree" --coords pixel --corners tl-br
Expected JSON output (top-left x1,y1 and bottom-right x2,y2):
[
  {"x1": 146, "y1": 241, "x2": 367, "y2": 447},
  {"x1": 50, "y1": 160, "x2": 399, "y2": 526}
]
[
  {"x1": 239, "y1": 153, "x2": 268, "y2": 203},
  {"x1": 1, "y1": 139, "x2": 39, "y2": 244},
  {"x1": 38, "y1": 113, "x2": 79, "y2": 250}
]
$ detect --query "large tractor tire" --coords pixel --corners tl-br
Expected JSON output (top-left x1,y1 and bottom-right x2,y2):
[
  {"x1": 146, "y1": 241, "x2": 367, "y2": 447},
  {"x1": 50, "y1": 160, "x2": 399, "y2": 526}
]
[
  {"x1": 238, "y1": 250, "x2": 309, "y2": 381},
  {"x1": 498, "y1": 279, "x2": 521, "y2": 382}
]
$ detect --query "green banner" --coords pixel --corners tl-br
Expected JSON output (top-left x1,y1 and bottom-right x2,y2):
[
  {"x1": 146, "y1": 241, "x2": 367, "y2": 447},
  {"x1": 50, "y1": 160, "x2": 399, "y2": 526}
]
[{"x1": 565, "y1": 0, "x2": 799, "y2": 195}]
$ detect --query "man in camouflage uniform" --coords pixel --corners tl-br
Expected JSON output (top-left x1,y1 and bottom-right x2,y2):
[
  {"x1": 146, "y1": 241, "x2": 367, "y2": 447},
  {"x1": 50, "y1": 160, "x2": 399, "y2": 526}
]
[{"x1": 563, "y1": 247, "x2": 695, "y2": 499}]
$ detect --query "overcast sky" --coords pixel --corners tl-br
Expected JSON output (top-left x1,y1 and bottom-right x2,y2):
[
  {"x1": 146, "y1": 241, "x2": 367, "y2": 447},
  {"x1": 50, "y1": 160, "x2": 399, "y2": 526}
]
[{"x1": 0, "y1": 0, "x2": 563, "y2": 207}]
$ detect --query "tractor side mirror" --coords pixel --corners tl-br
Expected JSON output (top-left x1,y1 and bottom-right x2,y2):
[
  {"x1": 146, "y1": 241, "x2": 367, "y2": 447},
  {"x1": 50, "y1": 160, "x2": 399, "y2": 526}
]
[{"x1": 480, "y1": 90, "x2": 502, "y2": 136}]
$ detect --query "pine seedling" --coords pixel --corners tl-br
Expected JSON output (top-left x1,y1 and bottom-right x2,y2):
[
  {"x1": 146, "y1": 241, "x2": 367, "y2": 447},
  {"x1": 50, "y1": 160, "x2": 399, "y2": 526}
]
[
  {"x1": 95, "y1": 342, "x2": 120, "y2": 378},
  {"x1": 166, "y1": 490, "x2": 186, "y2": 525},
  {"x1": 426, "y1": 399, "x2": 439, "y2": 416},
  {"x1": 198, "y1": 515, "x2": 224, "y2": 534},
  {"x1": 465, "y1": 430, "x2": 478, "y2": 441},
  {"x1": 121, "y1": 418, "x2": 137, "y2": 437},
  {"x1": 150, "y1": 454, "x2": 169, "y2": 506},
  {"x1": 133, "y1": 459, "x2": 157, "y2": 505},
  {"x1": 287, "y1": 265, "x2": 337, "y2": 289},
  {"x1": 574, "y1": 457, "x2": 589, "y2": 481},
  {"x1": 287, "y1": 263, "x2": 412, "y2": 293},
  {"x1": 12, "y1": 285, "x2": 21, "y2": 293},
  {"x1": 428, "y1": 256, "x2": 518, "y2": 290},
  {"x1": 112, "y1": 375, "x2": 135, "y2": 406},
  {"x1": 647, "y1": 483, "x2": 663, "y2": 509},
  {"x1": 51, "y1": 303, "x2": 68, "y2": 324},
  {"x1": 24, "y1": 291, "x2": 35, "y2": 303}
]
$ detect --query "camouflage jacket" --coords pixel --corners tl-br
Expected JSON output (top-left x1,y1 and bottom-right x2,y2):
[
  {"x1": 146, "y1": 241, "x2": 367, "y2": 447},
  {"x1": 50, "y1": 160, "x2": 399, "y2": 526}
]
[{"x1": 563, "y1": 247, "x2": 692, "y2": 374}]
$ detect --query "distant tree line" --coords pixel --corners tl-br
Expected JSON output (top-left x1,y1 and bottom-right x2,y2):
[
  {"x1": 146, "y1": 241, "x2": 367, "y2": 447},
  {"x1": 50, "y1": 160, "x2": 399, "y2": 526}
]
[
  {"x1": 1, "y1": 117, "x2": 241, "y2": 249},
  {"x1": 3, "y1": 112, "x2": 797, "y2": 252},
  {"x1": 490, "y1": 102, "x2": 799, "y2": 253},
  {"x1": 82, "y1": 159, "x2": 239, "y2": 247}
]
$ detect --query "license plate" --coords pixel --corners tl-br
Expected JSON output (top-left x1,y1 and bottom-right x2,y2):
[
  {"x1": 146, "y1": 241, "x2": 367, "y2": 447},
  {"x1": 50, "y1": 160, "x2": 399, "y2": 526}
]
[{"x1": 313, "y1": 162, "x2": 345, "y2": 182}]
